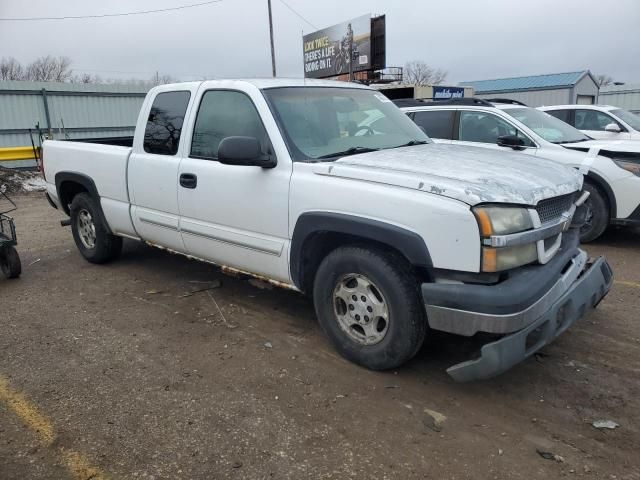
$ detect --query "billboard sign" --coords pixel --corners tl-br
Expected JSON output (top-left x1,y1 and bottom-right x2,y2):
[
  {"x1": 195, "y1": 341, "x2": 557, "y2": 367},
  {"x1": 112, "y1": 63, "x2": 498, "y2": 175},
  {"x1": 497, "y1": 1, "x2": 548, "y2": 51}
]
[
  {"x1": 433, "y1": 86, "x2": 465, "y2": 100},
  {"x1": 303, "y1": 15, "x2": 372, "y2": 79}
]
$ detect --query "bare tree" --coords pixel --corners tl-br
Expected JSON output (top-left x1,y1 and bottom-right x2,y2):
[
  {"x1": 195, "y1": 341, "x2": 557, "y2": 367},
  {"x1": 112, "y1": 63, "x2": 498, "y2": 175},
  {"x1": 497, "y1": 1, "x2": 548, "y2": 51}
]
[
  {"x1": 100, "y1": 77, "x2": 152, "y2": 87},
  {"x1": 403, "y1": 61, "x2": 448, "y2": 86},
  {"x1": 25, "y1": 56, "x2": 73, "y2": 82},
  {"x1": 70, "y1": 73, "x2": 103, "y2": 84},
  {"x1": 595, "y1": 74, "x2": 614, "y2": 87},
  {"x1": 150, "y1": 73, "x2": 179, "y2": 86},
  {"x1": 0, "y1": 57, "x2": 25, "y2": 80},
  {"x1": 1, "y1": 55, "x2": 176, "y2": 86}
]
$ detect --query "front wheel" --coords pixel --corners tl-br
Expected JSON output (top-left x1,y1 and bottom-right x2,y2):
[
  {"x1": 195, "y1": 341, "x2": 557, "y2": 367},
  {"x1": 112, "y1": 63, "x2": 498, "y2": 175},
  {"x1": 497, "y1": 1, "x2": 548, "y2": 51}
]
[
  {"x1": 1, "y1": 246, "x2": 21, "y2": 279},
  {"x1": 70, "y1": 193, "x2": 122, "y2": 264},
  {"x1": 580, "y1": 183, "x2": 609, "y2": 243},
  {"x1": 313, "y1": 246, "x2": 427, "y2": 370}
]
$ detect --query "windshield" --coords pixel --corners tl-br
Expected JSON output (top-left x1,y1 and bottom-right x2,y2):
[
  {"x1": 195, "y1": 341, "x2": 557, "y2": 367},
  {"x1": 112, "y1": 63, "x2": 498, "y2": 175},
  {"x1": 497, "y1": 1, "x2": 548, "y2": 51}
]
[
  {"x1": 262, "y1": 87, "x2": 430, "y2": 161},
  {"x1": 505, "y1": 107, "x2": 590, "y2": 144},
  {"x1": 612, "y1": 109, "x2": 640, "y2": 131}
]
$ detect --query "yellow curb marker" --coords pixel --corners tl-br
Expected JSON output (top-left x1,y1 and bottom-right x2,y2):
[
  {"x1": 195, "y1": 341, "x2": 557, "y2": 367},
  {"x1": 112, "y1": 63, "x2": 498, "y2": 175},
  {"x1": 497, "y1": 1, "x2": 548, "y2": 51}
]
[
  {"x1": 0, "y1": 375, "x2": 55, "y2": 446},
  {"x1": 0, "y1": 374, "x2": 109, "y2": 480},
  {"x1": 62, "y1": 449, "x2": 108, "y2": 480},
  {"x1": 614, "y1": 280, "x2": 640, "y2": 288}
]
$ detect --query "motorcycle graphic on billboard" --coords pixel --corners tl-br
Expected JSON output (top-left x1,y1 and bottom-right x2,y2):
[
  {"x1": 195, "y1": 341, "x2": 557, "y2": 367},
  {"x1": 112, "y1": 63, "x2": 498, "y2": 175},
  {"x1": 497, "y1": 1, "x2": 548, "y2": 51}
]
[{"x1": 303, "y1": 15, "x2": 372, "y2": 79}]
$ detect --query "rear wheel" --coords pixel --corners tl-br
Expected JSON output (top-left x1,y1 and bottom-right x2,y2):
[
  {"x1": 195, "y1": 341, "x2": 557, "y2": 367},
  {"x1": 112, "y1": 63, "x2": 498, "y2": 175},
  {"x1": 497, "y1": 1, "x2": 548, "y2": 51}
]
[
  {"x1": 313, "y1": 246, "x2": 427, "y2": 370},
  {"x1": 580, "y1": 183, "x2": 609, "y2": 243},
  {"x1": 70, "y1": 193, "x2": 122, "y2": 264},
  {"x1": 1, "y1": 246, "x2": 21, "y2": 279}
]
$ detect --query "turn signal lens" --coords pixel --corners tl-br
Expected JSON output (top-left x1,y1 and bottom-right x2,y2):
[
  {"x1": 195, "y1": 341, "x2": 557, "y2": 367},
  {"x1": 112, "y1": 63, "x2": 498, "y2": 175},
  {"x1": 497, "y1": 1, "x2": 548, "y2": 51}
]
[
  {"x1": 482, "y1": 247, "x2": 497, "y2": 272},
  {"x1": 474, "y1": 208, "x2": 493, "y2": 236}
]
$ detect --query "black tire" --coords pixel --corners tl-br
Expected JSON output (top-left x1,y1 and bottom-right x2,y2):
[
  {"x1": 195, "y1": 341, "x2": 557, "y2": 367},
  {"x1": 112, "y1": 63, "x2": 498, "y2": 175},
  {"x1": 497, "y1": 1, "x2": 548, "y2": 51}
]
[
  {"x1": 313, "y1": 246, "x2": 427, "y2": 370},
  {"x1": 70, "y1": 192, "x2": 122, "y2": 264},
  {"x1": 580, "y1": 182, "x2": 609, "y2": 243},
  {"x1": 1, "y1": 246, "x2": 21, "y2": 279}
]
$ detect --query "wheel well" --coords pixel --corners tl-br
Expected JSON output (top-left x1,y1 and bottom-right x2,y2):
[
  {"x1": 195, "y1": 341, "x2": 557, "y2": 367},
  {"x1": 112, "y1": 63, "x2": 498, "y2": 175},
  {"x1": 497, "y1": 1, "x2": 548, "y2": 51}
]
[
  {"x1": 297, "y1": 231, "x2": 428, "y2": 294},
  {"x1": 585, "y1": 173, "x2": 615, "y2": 219},
  {"x1": 58, "y1": 181, "x2": 88, "y2": 215}
]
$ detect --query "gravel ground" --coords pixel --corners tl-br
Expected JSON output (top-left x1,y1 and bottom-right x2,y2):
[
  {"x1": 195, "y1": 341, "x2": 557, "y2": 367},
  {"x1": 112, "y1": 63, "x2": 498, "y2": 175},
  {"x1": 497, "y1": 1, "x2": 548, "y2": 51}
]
[{"x1": 1, "y1": 193, "x2": 639, "y2": 479}]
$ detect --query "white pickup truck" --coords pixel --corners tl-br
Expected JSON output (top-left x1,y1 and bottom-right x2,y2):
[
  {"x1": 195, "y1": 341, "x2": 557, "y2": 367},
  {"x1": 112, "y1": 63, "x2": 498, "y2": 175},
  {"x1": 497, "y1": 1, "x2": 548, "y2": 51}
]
[{"x1": 42, "y1": 79, "x2": 612, "y2": 381}]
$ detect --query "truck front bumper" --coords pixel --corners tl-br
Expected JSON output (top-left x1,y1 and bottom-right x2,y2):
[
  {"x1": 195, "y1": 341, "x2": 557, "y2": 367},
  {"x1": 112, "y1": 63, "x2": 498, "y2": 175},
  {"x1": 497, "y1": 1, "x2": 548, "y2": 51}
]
[{"x1": 421, "y1": 241, "x2": 613, "y2": 382}]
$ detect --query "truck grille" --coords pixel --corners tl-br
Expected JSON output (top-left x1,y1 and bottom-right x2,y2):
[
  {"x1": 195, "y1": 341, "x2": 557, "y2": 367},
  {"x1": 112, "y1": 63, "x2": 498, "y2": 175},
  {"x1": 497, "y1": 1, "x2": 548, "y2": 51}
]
[{"x1": 536, "y1": 193, "x2": 576, "y2": 224}]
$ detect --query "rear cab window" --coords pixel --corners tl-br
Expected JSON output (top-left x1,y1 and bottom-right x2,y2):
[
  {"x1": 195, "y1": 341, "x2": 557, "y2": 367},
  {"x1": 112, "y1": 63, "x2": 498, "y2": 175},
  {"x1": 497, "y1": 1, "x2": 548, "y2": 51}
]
[
  {"x1": 411, "y1": 110, "x2": 455, "y2": 140},
  {"x1": 143, "y1": 91, "x2": 191, "y2": 155}
]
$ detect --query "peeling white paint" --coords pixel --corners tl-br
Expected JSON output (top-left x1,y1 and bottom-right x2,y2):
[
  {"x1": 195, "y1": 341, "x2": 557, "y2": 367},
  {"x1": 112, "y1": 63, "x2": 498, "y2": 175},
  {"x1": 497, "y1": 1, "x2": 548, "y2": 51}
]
[{"x1": 314, "y1": 144, "x2": 582, "y2": 206}]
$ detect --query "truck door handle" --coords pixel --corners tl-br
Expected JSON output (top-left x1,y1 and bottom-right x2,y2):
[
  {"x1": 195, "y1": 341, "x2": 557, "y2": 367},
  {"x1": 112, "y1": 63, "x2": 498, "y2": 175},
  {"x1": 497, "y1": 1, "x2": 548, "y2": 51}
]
[{"x1": 179, "y1": 173, "x2": 197, "y2": 189}]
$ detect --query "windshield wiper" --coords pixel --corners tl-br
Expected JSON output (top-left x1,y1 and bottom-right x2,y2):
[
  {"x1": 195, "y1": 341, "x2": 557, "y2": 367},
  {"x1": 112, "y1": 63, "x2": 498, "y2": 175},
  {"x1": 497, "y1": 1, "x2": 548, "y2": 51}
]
[
  {"x1": 391, "y1": 140, "x2": 429, "y2": 148},
  {"x1": 316, "y1": 146, "x2": 380, "y2": 160}
]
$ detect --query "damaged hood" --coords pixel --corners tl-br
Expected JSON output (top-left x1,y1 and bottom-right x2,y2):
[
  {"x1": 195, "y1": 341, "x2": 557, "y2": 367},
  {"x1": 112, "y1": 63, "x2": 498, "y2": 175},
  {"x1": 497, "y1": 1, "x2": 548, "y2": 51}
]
[{"x1": 313, "y1": 143, "x2": 582, "y2": 206}]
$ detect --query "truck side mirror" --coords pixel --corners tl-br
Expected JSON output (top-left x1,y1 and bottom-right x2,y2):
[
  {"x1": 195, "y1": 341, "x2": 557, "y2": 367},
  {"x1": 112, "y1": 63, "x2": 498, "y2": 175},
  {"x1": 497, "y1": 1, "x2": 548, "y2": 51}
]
[
  {"x1": 497, "y1": 134, "x2": 526, "y2": 150},
  {"x1": 217, "y1": 136, "x2": 276, "y2": 168},
  {"x1": 604, "y1": 123, "x2": 621, "y2": 133}
]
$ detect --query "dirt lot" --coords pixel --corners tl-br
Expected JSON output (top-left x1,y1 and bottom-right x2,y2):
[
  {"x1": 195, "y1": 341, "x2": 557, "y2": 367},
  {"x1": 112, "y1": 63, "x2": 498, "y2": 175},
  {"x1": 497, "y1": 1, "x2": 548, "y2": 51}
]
[{"x1": 1, "y1": 193, "x2": 639, "y2": 479}]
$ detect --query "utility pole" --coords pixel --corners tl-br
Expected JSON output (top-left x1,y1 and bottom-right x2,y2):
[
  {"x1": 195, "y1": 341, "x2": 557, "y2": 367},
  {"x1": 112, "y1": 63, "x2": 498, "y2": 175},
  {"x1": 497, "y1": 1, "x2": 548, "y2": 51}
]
[{"x1": 267, "y1": 0, "x2": 276, "y2": 77}]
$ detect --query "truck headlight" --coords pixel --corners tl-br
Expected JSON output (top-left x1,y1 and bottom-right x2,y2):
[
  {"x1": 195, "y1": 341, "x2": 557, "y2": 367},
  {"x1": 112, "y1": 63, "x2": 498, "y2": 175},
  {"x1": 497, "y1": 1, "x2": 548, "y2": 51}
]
[
  {"x1": 473, "y1": 206, "x2": 533, "y2": 236},
  {"x1": 473, "y1": 206, "x2": 536, "y2": 272}
]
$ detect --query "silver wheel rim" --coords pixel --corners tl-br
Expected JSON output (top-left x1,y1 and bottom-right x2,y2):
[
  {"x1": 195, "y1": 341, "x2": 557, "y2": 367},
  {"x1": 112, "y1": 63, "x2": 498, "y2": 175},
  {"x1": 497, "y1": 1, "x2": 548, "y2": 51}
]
[
  {"x1": 332, "y1": 273, "x2": 389, "y2": 346},
  {"x1": 581, "y1": 199, "x2": 594, "y2": 233},
  {"x1": 77, "y1": 209, "x2": 96, "y2": 249}
]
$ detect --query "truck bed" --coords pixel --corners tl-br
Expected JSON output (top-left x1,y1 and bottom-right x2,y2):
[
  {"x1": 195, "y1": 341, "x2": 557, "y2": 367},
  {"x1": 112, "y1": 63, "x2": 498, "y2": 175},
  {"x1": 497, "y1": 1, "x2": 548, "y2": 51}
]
[{"x1": 43, "y1": 140, "x2": 134, "y2": 236}]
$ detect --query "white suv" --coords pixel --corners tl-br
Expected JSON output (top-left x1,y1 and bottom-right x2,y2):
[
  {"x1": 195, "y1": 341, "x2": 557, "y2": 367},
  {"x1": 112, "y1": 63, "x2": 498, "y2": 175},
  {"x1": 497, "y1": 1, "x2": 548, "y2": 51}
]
[
  {"x1": 398, "y1": 98, "x2": 640, "y2": 242},
  {"x1": 539, "y1": 104, "x2": 640, "y2": 141}
]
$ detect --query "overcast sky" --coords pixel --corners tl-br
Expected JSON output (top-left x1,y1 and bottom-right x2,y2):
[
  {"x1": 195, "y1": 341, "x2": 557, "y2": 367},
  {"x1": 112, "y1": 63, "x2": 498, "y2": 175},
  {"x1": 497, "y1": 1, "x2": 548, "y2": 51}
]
[{"x1": 1, "y1": 0, "x2": 639, "y2": 84}]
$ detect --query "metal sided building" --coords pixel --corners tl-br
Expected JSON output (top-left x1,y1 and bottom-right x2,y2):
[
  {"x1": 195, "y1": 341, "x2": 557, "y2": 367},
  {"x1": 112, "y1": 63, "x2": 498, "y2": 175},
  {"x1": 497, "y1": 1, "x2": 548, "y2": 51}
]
[
  {"x1": 459, "y1": 71, "x2": 599, "y2": 107},
  {"x1": 599, "y1": 84, "x2": 640, "y2": 114},
  {"x1": 0, "y1": 81, "x2": 148, "y2": 168}
]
